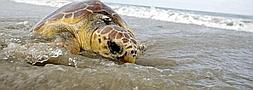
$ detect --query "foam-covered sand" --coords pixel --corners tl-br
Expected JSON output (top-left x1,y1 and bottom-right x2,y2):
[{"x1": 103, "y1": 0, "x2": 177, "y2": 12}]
[{"x1": 1, "y1": 0, "x2": 253, "y2": 90}]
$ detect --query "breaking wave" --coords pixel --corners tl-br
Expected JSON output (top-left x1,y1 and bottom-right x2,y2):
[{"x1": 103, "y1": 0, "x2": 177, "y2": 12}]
[{"x1": 12, "y1": 0, "x2": 253, "y2": 32}]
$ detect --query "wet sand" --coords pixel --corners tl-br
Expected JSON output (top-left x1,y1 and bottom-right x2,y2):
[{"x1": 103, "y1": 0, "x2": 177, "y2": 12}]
[{"x1": 1, "y1": 0, "x2": 253, "y2": 90}]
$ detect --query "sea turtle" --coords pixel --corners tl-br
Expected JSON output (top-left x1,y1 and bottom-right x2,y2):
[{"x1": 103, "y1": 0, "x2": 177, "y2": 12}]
[{"x1": 32, "y1": 0, "x2": 143, "y2": 63}]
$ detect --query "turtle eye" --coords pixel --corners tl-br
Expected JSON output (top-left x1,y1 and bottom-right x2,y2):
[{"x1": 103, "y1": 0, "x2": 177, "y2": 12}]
[
  {"x1": 101, "y1": 15, "x2": 112, "y2": 25},
  {"x1": 107, "y1": 41, "x2": 122, "y2": 54}
]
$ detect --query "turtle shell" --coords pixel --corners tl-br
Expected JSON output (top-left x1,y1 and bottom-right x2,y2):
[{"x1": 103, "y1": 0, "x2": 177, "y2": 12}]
[{"x1": 33, "y1": 0, "x2": 128, "y2": 31}]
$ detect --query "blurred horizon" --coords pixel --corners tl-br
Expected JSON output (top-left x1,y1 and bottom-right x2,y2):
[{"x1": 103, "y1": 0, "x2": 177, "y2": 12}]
[{"x1": 101, "y1": 0, "x2": 253, "y2": 16}]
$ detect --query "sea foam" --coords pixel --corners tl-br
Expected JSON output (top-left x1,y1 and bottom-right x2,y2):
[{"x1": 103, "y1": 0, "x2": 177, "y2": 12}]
[{"x1": 12, "y1": 0, "x2": 253, "y2": 32}]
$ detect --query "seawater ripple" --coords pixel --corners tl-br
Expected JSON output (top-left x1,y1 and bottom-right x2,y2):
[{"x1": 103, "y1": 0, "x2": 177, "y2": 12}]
[{"x1": 11, "y1": 0, "x2": 253, "y2": 32}]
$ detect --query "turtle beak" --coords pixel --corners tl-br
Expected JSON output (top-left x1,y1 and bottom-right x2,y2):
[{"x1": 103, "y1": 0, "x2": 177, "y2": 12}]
[
  {"x1": 123, "y1": 55, "x2": 136, "y2": 63},
  {"x1": 118, "y1": 52, "x2": 136, "y2": 63}
]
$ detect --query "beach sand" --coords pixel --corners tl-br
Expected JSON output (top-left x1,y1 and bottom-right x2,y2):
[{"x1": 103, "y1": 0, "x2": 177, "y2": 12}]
[{"x1": 1, "y1": 0, "x2": 253, "y2": 90}]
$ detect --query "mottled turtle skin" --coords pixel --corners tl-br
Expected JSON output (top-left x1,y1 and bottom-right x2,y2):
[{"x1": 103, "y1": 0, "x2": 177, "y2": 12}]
[{"x1": 32, "y1": 0, "x2": 141, "y2": 63}]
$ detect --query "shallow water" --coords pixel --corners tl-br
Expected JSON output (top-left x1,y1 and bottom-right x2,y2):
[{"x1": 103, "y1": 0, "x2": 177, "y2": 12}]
[
  {"x1": 1, "y1": 0, "x2": 253, "y2": 90},
  {"x1": 1, "y1": 16, "x2": 253, "y2": 90}
]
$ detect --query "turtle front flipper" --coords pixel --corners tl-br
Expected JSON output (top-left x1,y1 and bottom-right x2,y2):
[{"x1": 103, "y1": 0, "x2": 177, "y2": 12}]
[
  {"x1": 137, "y1": 44, "x2": 146, "y2": 56},
  {"x1": 34, "y1": 23, "x2": 80, "y2": 54},
  {"x1": 60, "y1": 33, "x2": 80, "y2": 54}
]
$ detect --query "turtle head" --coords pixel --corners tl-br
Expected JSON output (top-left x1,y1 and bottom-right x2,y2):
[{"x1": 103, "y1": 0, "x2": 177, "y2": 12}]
[{"x1": 91, "y1": 25, "x2": 138, "y2": 63}]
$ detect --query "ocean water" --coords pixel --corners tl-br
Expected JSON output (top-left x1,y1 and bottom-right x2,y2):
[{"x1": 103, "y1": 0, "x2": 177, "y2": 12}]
[
  {"x1": 11, "y1": 0, "x2": 253, "y2": 32},
  {"x1": 1, "y1": 0, "x2": 253, "y2": 90}
]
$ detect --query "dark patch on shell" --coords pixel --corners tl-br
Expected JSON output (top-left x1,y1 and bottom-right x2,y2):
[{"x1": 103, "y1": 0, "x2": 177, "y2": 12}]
[
  {"x1": 87, "y1": 2, "x2": 102, "y2": 12},
  {"x1": 74, "y1": 9, "x2": 91, "y2": 18}
]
